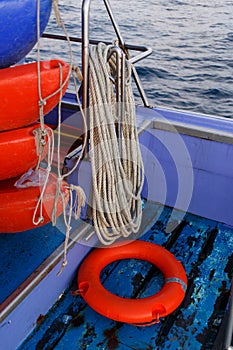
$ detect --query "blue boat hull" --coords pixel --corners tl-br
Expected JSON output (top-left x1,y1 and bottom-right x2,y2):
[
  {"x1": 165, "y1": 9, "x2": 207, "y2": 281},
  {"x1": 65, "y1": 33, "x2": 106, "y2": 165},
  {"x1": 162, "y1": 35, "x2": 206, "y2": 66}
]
[
  {"x1": 0, "y1": 0, "x2": 232, "y2": 347},
  {"x1": 0, "y1": 99, "x2": 233, "y2": 349},
  {"x1": 0, "y1": 0, "x2": 52, "y2": 68}
]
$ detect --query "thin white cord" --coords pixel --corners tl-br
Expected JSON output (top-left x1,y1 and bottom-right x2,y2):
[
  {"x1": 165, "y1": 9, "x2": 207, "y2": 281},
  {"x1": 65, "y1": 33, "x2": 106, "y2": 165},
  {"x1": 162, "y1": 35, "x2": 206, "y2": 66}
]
[{"x1": 33, "y1": 1, "x2": 87, "y2": 272}]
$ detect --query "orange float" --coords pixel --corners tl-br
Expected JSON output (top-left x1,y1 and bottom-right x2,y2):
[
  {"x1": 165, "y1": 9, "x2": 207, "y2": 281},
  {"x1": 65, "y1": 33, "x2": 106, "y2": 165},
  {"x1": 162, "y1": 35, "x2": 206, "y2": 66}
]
[
  {"x1": 0, "y1": 169, "x2": 69, "y2": 233},
  {"x1": 77, "y1": 240, "x2": 187, "y2": 326},
  {"x1": 0, "y1": 59, "x2": 70, "y2": 131},
  {"x1": 0, "y1": 124, "x2": 50, "y2": 180}
]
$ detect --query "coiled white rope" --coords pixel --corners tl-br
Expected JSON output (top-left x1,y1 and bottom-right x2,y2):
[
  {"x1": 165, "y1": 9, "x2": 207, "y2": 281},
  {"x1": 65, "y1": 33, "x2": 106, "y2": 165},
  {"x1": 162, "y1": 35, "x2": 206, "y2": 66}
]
[{"x1": 89, "y1": 43, "x2": 144, "y2": 245}]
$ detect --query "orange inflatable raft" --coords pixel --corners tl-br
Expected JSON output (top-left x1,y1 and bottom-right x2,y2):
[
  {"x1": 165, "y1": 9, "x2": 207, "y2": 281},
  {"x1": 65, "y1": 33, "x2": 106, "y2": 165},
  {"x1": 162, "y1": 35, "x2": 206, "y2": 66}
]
[
  {"x1": 0, "y1": 59, "x2": 70, "y2": 131},
  {"x1": 0, "y1": 124, "x2": 51, "y2": 181},
  {"x1": 0, "y1": 169, "x2": 69, "y2": 233}
]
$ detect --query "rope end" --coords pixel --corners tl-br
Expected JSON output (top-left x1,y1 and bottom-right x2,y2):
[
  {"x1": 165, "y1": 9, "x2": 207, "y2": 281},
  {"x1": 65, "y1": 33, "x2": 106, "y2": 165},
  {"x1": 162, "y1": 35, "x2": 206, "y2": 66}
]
[{"x1": 57, "y1": 259, "x2": 67, "y2": 276}]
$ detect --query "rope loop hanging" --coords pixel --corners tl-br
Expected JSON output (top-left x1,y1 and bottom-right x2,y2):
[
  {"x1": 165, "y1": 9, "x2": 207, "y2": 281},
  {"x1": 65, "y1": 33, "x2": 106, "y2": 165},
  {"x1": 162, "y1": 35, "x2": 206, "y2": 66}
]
[{"x1": 27, "y1": 0, "x2": 88, "y2": 272}]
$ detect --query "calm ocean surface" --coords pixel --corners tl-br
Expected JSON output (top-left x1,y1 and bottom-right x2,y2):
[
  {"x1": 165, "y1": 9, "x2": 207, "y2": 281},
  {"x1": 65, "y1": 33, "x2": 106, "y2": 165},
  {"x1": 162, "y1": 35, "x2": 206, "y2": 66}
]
[{"x1": 39, "y1": 0, "x2": 233, "y2": 118}]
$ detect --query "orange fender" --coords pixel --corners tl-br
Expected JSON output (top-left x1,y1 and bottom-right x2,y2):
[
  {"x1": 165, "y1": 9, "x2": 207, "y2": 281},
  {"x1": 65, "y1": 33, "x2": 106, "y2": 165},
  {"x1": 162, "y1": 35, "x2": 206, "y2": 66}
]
[
  {"x1": 0, "y1": 60, "x2": 70, "y2": 131},
  {"x1": 0, "y1": 124, "x2": 50, "y2": 180},
  {"x1": 0, "y1": 169, "x2": 69, "y2": 233},
  {"x1": 78, "y1": 240, "x2": 187, "y2": 326}
]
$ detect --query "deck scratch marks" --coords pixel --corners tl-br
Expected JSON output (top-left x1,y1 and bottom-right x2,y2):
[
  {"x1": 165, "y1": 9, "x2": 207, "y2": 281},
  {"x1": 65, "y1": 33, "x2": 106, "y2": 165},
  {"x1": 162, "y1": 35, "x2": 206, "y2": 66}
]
[{"x1": 18, "y1": 207, "x2": 233, "y2": 350}]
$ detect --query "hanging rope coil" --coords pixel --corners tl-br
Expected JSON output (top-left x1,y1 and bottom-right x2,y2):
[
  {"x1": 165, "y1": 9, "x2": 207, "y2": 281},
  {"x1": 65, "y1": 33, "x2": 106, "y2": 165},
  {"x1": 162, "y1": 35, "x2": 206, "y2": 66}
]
[
  {"x1": 32, "y1": 0, "x2": 88, "y2": 272},
  {"x1": 89, "y1": 43, "x2": 144, "y2": 245}
]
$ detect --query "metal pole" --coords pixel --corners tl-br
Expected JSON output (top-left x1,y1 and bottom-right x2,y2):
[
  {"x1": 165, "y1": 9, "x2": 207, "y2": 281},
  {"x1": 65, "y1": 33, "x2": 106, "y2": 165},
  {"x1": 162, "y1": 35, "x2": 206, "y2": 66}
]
[
  {"x1": 103, "y1": 0, "x2": 150, "y2": 107},
  {"x1": 81, "y1": 0, "x2": 91, "y2": 155},
  {"x1": 103, "y1": 0, "x2": 125, "y2": 47},
  {"x1": 82, "y1": 0, "x2": 150, "y2": 109},
  {"x1": 81, "y1": 0, "x2": 91, "y2": 112}
]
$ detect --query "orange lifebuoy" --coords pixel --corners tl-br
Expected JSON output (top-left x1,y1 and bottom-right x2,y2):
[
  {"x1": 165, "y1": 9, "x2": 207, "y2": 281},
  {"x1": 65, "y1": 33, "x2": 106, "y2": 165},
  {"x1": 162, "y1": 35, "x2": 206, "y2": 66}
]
[{"x1": 77, "y1": 240, "x2": 187, "y2": 326}]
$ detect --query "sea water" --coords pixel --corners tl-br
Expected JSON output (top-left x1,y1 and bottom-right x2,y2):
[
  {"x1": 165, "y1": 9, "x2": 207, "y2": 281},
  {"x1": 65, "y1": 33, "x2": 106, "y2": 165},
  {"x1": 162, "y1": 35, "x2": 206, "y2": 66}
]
[{"x1": 35, "y1": 0, "x2": 233, "y2": 118}]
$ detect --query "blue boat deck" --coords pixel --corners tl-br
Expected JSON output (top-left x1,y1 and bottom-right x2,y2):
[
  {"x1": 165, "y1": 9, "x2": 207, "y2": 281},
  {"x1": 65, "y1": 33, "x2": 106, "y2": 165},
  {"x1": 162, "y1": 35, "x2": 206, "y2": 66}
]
[
  {"x1": 0, "y1": 223, "x2": 65, "y2": 304},
  {"x1": 17, "y1": 204, "x2": 233, "y2": 350}
]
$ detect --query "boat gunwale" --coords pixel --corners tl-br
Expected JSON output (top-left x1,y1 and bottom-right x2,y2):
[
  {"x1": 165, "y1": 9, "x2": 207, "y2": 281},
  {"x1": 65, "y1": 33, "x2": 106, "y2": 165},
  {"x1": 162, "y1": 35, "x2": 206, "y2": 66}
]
[
  {"x1": 152, "y1": 118, "x2": 233, "y2": 145},
  {"x1": 135, "y1": 105, "x2": 233, "y2": 145}
]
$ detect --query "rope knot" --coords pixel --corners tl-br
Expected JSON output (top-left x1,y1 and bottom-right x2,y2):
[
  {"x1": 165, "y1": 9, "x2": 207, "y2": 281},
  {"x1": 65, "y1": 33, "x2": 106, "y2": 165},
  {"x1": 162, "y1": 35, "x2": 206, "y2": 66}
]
[
  {"x1": 33, "y1": 127, "x2": 48, "y2": 155},
  {"x1": 72, "y1": 65, "x2": 83, "y2": 82},
  {"x1": 33, "y1": 216, "x2": 44, "y2": 225},
  {"x1": 38, "y1": 99, "x2": 47, "y2": 107},
  {"x1": 57, "y1": 259, "x2": 67, "y2": 275}
]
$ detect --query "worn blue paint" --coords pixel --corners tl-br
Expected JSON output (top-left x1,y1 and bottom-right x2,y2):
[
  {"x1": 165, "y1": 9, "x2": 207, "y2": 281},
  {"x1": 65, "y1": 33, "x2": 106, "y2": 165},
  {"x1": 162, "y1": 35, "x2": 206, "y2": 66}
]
[
  {"x1": 18, "y1": 207, "x2": 233, "y2": 350},
  {"x1": 162, "y1": 222, "x2": 232, "y2": 350},
  {"x1": 0, "y1": 0, "x2": 52, "y2": 68},
  {"x1": 0, "y1": 223, "x2": 64, "y2": 303},
  {"x1": 1, "y1": 234, "x2": 92, "y2": 350}
]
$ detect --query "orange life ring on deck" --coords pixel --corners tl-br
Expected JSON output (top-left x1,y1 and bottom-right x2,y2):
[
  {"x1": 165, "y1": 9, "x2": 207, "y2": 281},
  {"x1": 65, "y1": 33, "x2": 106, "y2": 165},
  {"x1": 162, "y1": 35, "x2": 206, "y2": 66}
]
[{"x1": 77, "y1": 240, "x2": 187, "y2": 326}]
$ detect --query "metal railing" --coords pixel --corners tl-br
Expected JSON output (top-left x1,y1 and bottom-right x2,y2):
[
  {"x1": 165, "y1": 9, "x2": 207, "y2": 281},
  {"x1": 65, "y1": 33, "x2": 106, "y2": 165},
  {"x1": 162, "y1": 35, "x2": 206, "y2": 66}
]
[
  {"x1": 43, "y1": 0, "x2": 152, "y2": 109},
  {"x1": 81, "y1": 0, "x2": 152, "y2": 109}
]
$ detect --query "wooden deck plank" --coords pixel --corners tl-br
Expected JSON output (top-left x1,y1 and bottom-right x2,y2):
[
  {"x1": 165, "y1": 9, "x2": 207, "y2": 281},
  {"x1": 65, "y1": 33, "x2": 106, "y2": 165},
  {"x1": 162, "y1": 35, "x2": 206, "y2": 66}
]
[
  {"x1": 56, "y1": 212, "x2": 219, "y2": 350},
  {"x1": 0, "y1": 223, "x2": 65, "y2": 303},
  {"x1": 111, "y1": 215, "x2": 217, "y2": 349},
  {"x1": 156, "y1": 221, "x2": 233, "y2": 349},
  {"x1": 19, "y1": 208, "x2": 233, "y2": 350},
  {"x1": 54, "y1": 312, "x2": 135, "y2": 350}
]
